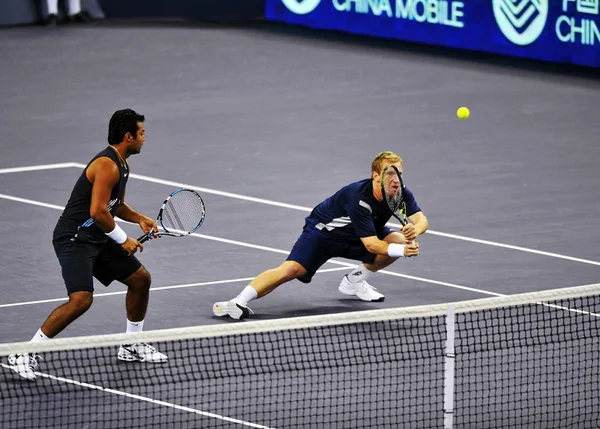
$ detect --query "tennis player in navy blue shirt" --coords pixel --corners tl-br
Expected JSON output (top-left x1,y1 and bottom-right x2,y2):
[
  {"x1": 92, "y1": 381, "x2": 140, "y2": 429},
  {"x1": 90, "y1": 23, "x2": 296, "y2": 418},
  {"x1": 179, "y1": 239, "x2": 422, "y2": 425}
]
[{"x1": 213, "y1": 151, "x2": 429, "y2": 319}]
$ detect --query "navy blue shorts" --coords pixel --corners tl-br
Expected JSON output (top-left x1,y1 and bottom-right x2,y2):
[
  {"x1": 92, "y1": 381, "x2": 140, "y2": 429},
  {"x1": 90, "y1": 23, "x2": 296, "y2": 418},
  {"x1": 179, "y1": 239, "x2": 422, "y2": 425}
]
[
  {"x1": 53, "y1": 237, "x2": 142, "y2": 295},
  {"x1": 286, "y1": 225, "x2": 395, "y2": 283}
]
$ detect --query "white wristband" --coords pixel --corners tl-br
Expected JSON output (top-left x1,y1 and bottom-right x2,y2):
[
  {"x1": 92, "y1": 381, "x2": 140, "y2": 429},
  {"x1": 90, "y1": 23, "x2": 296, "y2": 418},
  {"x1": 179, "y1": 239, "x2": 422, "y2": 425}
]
[
  {"x1": 106, "y1": 224, "x2": 127, "y2": 244},
  {"x1": 387, "y1": 243, "x2": 406, "y2": 258}
]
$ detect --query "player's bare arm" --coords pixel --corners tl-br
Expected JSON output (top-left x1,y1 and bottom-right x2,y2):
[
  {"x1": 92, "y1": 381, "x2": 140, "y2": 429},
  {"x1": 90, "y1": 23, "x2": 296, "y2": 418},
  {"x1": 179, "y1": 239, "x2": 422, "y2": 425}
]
[
  {"x1": 87, "y1": 157, "x2": 142, "y2": 255},
  {"x1": 360, "y1": 236, "x2": 419, "y2": 257},
  {"x1": 114, "y1": 189, "x2": 143, "y2": 224},
  {"x1": 114, "y1": 190, "x2": 159, "y2": 238},
  {"x1": 403, "y1": 212, "x2": 429, "y2": 242}
]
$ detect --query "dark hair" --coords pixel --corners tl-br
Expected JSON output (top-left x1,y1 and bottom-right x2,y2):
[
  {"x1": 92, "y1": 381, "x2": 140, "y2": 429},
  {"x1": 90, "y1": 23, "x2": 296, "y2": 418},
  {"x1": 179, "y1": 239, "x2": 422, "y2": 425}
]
[{"x1": 107, "y1": 109, "x2": 145, "y2": 145}]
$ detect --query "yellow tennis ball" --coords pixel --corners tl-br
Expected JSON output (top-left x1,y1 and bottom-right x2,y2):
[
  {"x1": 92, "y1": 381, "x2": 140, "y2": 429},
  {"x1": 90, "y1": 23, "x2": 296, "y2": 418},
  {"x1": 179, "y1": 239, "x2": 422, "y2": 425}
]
[{"x1": 457, "y1": 106, "x2": 470, "y2": 119}]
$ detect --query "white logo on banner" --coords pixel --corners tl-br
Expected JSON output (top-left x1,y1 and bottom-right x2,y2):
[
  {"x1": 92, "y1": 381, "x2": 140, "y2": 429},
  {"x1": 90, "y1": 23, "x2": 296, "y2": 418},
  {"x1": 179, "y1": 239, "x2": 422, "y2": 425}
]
[
  {"x1": 493, "y1": 0, "x2": 549, "y2": 45},
  {"x1": 281, "y1": 0, "x2": 322, "y2": 14}
]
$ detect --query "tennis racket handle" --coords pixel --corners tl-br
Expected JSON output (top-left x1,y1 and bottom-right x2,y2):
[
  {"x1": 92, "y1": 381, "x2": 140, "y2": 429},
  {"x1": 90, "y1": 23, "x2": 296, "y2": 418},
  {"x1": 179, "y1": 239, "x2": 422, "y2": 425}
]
[
  {"x1": 138, "y1": 232, "x2": 166, "y2": 243},
  {"x1": 138, "y1": 233, "x2": 151, "y2": 244},
  {"x1": 394, "y1": 214, "x2": 407, "y2": 226}
]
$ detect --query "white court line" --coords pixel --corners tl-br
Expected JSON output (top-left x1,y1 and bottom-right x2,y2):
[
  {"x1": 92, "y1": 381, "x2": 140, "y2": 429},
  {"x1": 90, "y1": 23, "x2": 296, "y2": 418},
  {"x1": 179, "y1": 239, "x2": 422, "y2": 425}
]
[
  {"x1": 67, "y1": 162, "x2": 600, "y2": 267},
  {"x1": 0, "y1": 193, "x2": 65, "y2": 211},
  {"x1": 1, "y1": 167, "x2": 595, "y2": 424},
  {"x1": 3, "y1": 162, "x2": 599, "y2": 266},
  {"x1": 0, "y1": 192, "x2": 504, "y2": 301},
  {"x1": 0, "y1": 267, "x2": 350, "y2": 308},
  {"x1": 0, "y1": 363, "x2": 272, "y2": 429},
  {"x1": 0, "y1": 277, "x2": 257, "y2": 308},
  {"x1": 541, "y1": 302, "x2": 600, "y2": 317},
  {"x1": 427, "y1": 230, "x2": 600, "y2": 266},
  {"x1": 71, "y1": 162, "x2": 311, "y2": 212},
  {"x1": 1, "y1": 194, "x2": 597, "y2": 318},
  {"x1": 0, "y1": 162, "x2": 78, "y2": 175},
  {"x1": 190, "y1": 232, "x2": 504, "y2": 296}
]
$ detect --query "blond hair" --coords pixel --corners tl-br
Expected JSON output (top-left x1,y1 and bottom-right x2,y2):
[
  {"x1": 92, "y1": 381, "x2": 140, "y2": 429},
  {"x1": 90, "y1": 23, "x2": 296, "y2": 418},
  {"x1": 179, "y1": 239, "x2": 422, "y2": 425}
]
[{"x1": 371, "y1": 151, "x2": 402, "y2": 174}]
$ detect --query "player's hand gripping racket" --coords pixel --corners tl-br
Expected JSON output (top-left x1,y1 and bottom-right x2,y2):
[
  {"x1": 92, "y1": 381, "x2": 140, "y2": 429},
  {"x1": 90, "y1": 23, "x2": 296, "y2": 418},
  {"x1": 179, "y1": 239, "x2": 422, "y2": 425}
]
[
  {"x1": 138, "y1": 189, "x2": 206, "y2": 244},
  {"x1": 380, "y1": 164, "x2": 408, "y2": 227}
]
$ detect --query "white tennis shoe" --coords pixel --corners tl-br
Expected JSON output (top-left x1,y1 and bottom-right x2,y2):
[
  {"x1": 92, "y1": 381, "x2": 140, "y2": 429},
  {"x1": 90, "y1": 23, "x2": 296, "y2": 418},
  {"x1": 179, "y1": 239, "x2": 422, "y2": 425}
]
[
  {"x1": 213, "y1": 300, "x2": 253, "y2": 320},
  {"x1": 118, "y1": 343, "x2": 168, "y2": 363},
  {"x1": 339, "y1": 275, "x2": 385, "y2": 302},
  {"x1": 8, "y1": 353, "x2": 40, "y2": 381}
]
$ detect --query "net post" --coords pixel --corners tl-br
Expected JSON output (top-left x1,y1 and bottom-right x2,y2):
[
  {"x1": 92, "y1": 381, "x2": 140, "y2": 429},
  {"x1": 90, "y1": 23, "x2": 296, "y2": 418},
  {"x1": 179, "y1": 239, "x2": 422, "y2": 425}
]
[{"x1": 444, "y1": 305, "x2": 455, "y2": 429}]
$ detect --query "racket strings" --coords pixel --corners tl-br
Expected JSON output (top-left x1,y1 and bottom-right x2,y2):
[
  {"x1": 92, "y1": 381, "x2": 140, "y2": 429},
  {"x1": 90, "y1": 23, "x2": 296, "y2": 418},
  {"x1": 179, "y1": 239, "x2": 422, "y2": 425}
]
[
  {"x1": 385, "y1": 193, "x2": 403, "y2": 212},
  {"x1": 161, "y1": 191, "x2": 205, "y2": 234},
  {"x1": 162, "y1": 207, "x2": 187, "y2": 232},
  {"x1": 382, "y1": 166, "x2": 404, "y2": 213}
]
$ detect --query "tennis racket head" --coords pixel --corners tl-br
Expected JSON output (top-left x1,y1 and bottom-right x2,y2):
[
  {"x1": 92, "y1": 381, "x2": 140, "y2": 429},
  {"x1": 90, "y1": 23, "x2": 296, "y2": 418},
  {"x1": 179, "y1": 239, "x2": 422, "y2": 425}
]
[
  {"x1": 139, "y1": 189, "x2": 206, "y2": 243},
  {"x1": 380, "y1": 164, "x2": 407, "y2": 226}
]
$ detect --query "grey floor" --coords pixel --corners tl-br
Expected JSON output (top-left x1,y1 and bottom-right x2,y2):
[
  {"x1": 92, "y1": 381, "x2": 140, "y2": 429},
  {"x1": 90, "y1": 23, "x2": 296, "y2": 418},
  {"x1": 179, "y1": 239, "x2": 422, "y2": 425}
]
[{"x1": 1, "y1": 19, "x2": 599, "y2": 429}]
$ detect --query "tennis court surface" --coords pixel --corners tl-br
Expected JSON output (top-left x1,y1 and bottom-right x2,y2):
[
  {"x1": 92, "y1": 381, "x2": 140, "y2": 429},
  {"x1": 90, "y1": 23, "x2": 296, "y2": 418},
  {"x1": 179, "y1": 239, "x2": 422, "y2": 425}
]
[{"x1": 1, "y1": 20, "x2": 599, "y2": 428}]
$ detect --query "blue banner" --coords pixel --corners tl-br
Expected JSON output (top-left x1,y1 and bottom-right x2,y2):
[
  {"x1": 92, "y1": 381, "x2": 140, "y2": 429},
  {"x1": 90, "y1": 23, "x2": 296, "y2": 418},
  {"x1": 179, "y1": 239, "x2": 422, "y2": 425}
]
[{"x1": 265, "y1": 0, "x2": 600, "y2": 68}]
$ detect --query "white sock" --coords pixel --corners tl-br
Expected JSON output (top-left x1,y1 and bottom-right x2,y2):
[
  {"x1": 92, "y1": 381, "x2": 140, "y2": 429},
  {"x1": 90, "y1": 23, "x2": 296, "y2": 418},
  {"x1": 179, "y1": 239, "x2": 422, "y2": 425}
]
[
  {"x1": 30, "y1": 328, "x2": 50, "y2": 342},
  {"x1": 347, "y1": 264, "x2": 372, "y2": 283},
  {"x1": 46, "y1": 0, "x2": 58, "y2": 15},
  {"x1": 126, "y1": 319, "x2": 144, "y2": 334},
  {"x1": 232, "y1": 286, "x2": 258, "y2": 306},
  {"x1": 68, "y1": 0, "x2": 81, "y2": 15}
]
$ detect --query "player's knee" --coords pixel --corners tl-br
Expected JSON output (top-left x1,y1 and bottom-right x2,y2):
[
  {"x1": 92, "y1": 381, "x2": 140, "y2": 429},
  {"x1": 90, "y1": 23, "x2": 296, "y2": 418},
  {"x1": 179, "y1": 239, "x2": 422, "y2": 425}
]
[
  {"x1": 139, "y1": 268, "x2": 151, "y2": 289},
  {"x1": 68, "y1": 291, "x2": 93, "y2": 314},
  {"x1": 383, "y1": 232, "x2": 404, "y2": 244},
  {"x1": 125, "y1": 267, "x2": 151, "y2": 291},
  {"x1": 279, "y1": 262, "x2": 306, "y2": 281}
]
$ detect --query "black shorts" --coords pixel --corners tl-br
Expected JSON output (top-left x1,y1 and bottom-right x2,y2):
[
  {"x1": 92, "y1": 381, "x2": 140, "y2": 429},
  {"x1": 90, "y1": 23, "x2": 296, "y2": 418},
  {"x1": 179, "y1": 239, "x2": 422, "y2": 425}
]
[
  {"x1": 286, "y1": 224, "x2": 396, "y2": 284},
  {"x1": 53, "y1": 237, "x2": 142, "y2": 295}
]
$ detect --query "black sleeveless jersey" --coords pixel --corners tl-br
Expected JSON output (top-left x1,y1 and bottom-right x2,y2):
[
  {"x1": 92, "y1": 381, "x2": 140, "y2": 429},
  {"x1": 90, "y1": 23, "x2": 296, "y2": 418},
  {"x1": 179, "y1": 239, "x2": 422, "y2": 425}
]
[{"x1": 53, "y1": 146, "x2": 129, "y2": 244}]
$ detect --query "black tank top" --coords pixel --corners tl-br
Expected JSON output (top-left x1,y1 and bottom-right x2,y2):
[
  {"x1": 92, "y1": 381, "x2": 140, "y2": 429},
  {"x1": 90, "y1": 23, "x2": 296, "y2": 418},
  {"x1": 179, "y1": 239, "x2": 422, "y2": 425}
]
[{"x1": 53, "y1": 146, "x2": 129, "y2": 244}]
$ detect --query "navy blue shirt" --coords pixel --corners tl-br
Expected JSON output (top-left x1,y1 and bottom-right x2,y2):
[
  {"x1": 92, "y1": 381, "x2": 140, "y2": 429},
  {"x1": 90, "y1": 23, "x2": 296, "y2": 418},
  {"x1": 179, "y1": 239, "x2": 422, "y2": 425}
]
[{"x1": 305, "y1": 179, "x2": 421, "y2": 241}]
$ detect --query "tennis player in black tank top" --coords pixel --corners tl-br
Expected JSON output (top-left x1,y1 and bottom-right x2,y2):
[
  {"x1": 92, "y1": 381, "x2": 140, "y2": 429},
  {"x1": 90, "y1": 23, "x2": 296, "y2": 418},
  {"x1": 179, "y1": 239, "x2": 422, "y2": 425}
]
[
  {"x1": 53, "y1": 146, "x2": 130, "y2": 244},
  {"x1": 8, "y1": 109, "x2": 168, "y2": 380}
]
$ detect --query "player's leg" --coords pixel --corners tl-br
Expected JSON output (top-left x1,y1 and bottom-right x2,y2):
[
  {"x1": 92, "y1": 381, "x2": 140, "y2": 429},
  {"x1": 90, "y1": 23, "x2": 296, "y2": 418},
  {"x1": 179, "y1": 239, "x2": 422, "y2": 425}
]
[
  {"x1": 213, "y1": 260, "x2": 308, "y2": 319},
  {"x1": 67, "y1": 0, "x2": 81, "y2": 16},
  {"x1": 249, "y1": 261, "x2": 308, "y2": 298},
  {"x1": 44, "y1": 0, "x2": 59, "y2": 26},
  {"x1": 9, "y1": 292, "x2": 93, "y2": 381},
  {"x1": 8, "y1": 240, "x2": 97, "y2": 380},
  {"x1": 122, "y1": 266, "x2": 151, "y2": 324},
  {"x1": 338, "y1": 229, "x2": 406, "y2": 302},
  {"x1": 94, "y1": 240, "x2": 167, "y2": 363},
  {"x1": 213, "y1": 227, "x2": 330, "y2": 320},
  {"x1": 66, "y1": 0, "x2": 94, "y2": 23},
  {"x1": 38, "y1": 291, "x2": 93, "y2": 338},
  {"x1": 120, "y1": 267, "x2": 167, "y2": 363},
  {"x1": 41, "y1": 240, "x2": 97, "y2": 335},
  {"x1": 338, "y1": 249, "x2": 385, "y2": 303}
]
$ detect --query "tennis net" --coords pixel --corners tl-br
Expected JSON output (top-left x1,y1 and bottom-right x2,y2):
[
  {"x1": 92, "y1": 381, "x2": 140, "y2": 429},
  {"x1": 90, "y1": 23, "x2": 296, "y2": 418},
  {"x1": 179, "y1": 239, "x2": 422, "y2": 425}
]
[{"x1": 1, "y1": 283, "x2": 599, "y2": 428}]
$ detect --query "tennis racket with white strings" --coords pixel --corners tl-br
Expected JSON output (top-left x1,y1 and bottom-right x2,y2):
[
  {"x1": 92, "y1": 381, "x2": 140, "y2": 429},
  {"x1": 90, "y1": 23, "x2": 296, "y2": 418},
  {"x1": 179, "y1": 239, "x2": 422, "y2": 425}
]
[
  {"x1": 380, "y1": 164, "x2": 408, "y2": 227},
  {"x1": 138, "y1": 189, "x2": 206, "y2": 244}
]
